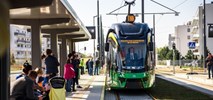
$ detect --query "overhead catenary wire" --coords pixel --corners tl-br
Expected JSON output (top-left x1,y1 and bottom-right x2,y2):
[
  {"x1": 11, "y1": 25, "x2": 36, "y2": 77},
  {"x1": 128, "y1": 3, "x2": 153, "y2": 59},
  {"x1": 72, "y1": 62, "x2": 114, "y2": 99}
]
[
  {"x1": 172, "y1": 0, "x2": 189, "y2": 9},
  {"x1": 116, "y1": 0, "x2": 124, "y2": 23}
]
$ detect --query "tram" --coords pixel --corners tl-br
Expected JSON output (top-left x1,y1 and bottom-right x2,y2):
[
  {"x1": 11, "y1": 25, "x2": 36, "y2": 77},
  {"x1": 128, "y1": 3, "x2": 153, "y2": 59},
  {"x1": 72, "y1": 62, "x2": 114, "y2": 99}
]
[{"x1": 105, "y1": 14, "x2": 155, "y2": 89}]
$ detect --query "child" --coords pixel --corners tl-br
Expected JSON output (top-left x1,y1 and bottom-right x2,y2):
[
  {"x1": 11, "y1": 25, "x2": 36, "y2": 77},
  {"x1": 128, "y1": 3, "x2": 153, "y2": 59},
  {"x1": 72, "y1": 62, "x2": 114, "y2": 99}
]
[
  {"x1": 64, "y1": 58, "x2": 75, "y2": 92},
  {"x1": 16, "y1": 61, "x2": 32, "y2": 79},
  {"x1": 35, "y1": 67, "x2": 44, "y2": 87}
]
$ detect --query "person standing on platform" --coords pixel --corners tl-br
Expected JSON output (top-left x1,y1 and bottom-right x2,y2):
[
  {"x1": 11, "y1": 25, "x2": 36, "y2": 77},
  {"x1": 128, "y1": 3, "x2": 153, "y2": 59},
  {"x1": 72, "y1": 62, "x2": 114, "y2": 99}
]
[
  {"x1": 44, "y1": 49, "x2": 60, "y2": 86},
  {"x1": 64, "y1": 58, "x2": 75, "y2": 92},
  {"x1": 86, "y1": 59, "x2": 90, "y2": 74},
  {"x1": 206, "y1": 53, "x2": 213, "y2": 79},
  {"x1": 94, "y1": 58, "x2": 100, "y2": 75},
  {"x1": 89, "y1": 58, "x2": 94, "y2": 75},
  {"x1": 79, "y1": 58, "x2": 85, "y2": 75},
  {"x1": 71, "y1": 51, "x2": 82, "y2": 91}
]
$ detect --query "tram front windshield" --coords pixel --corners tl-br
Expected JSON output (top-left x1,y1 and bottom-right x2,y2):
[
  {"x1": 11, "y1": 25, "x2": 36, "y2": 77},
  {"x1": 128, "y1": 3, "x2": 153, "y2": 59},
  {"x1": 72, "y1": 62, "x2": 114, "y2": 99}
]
[{"x1": 121, "y1": 41, "x2": 146, "y2": 68}]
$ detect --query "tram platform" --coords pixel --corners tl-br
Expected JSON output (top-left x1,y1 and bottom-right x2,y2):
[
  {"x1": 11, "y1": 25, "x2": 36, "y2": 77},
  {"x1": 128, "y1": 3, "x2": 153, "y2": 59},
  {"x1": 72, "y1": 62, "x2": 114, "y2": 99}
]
[
  {"x1": 156, "y1": 65, "x2": 213, "y2": 98},
  {"x1": 66, "y1": 73, "x2": 106, "y2": 100}
]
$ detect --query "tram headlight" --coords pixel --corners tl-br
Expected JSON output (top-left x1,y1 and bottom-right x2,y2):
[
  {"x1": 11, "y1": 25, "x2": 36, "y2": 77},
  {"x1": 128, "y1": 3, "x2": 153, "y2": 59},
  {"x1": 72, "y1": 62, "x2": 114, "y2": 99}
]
[{"x1": 126, "y1": 14, "x2": 135, "y2": 23}]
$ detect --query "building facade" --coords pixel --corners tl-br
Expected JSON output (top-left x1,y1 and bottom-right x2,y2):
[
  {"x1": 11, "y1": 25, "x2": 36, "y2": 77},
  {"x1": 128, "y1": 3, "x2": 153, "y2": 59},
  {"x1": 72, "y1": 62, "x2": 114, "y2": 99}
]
[
  {"x1": 190, "y1": 3, "x2": 213, "y2": 58},
  {"x1": 172, "y1": 24, "x2": 193, "y2": 57},
  {"x1": 169, "y1": 3, "x2": 213, "y2": 59},
  {"x1": 10, "y1": 25, "x2": 51, "y2": 65},
  {"x1": 10, "y1": 25, "x2": 31, "y2": 64}
]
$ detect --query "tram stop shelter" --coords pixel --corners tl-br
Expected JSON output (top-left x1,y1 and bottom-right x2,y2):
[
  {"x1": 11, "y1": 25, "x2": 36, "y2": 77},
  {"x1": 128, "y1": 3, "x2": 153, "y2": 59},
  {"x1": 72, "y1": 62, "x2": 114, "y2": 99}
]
[{"x1": 0, "y1": 0, "x2": 91, "y2": 99}]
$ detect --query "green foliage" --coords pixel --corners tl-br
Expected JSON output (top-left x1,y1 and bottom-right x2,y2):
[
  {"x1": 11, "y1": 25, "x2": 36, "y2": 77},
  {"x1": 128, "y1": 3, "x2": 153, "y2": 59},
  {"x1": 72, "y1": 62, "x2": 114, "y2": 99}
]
[
  {"x1": 185, "y1": 50, "x2": 194, "y2": 60},
  {"x1": 10, "y1": 53, "x2": 15, "y2": 65},
  {"x1": 157, "y1": 46, "x2": 180, "y2": 60},
  {"x1": 166, "y1": 50, "x2": 173, "y2": 60},
  {"x1": 157, "y1": 46, "x2": 170, "y2": 60}
]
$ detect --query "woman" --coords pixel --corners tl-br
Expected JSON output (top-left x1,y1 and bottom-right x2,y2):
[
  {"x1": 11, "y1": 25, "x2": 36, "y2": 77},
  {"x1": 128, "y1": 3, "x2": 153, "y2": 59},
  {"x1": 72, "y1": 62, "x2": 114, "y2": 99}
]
[{"x1": 64, "y1": 59, "x2": 75, "y2": 92}]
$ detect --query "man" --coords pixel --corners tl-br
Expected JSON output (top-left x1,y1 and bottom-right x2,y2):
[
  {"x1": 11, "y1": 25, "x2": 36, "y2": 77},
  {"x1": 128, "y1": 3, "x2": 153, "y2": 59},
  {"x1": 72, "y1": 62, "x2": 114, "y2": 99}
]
[
  {"x1": 71, "y1": 51, "x2": 82, "y2": 91},
  {"x1": 79, "y1": 58, "x2": 85, "y2": 75},
  {"x1": 126, "y1": 47, "x2": 138, "y2": 66},
  {"x1": 126, "y1": 47, "x2": 138, "y2": 60},
  {"x1": 43, "y1": 49, "x2": 60, "y2": 87},
  {"x1": 94, "y1": 58, "x2": 100, "y2": 75},
  {"x1": 89, "y1": 58, "x2": 94, "y2": 75},
  {"x1": 16, "y1": 61, "x2": 32, "y2": 80},
  {"x1": 86, "y1": 59, "x2": 90, "y2": 74},
  {"x1": 206, "y1": 53, "x2": 213, "y2": 79},
  {"x1": 45, "y1": 49, "x2": 60, "y2": 76},
  {"x1": 11, "y1": 70, "x2": 42, "y2": 100}
]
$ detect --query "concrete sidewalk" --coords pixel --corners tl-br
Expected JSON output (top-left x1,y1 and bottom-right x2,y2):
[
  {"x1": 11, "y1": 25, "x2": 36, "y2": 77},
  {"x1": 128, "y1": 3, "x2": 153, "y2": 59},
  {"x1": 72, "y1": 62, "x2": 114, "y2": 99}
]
[
  {"x1": 156, "y1": 65, "x2": 213, "y2": 97},
  {"x1": 66, "y1": 74, "x2": 106, "y2": 100}
]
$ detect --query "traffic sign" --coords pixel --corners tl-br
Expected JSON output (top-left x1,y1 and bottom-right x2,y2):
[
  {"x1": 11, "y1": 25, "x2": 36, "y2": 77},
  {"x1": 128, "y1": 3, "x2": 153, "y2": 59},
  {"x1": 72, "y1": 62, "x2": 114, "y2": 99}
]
[{"x1": 188, "y1": 42, "x2": 196, "y2": 49}]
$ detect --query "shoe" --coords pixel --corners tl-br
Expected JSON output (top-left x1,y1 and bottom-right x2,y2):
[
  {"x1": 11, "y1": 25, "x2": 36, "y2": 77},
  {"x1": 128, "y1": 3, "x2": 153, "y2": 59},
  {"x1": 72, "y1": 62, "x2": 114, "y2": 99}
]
[{"x1": 77, "y1": 86, "x2": 82, "y2": 88}]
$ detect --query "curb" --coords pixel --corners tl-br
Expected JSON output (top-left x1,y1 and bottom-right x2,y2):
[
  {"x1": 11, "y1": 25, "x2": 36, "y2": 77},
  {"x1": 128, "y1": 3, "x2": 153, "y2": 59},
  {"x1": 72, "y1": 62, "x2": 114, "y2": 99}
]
[
  {"x1": 100, "y1": 66, "x2": 107, "y2": 100},
  {"x1": 156, "y1": 73, "x2": 213, "y2": 98}
]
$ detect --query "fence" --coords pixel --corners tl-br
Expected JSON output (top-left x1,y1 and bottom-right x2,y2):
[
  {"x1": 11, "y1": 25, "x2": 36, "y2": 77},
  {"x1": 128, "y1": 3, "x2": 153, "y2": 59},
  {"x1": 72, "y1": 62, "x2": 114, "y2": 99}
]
[
  {"x1": 157, "y1": 60, "x2": 205, "y2": 67},
  {"x1": 157, "y1": 60, "x2": 206, "y2": 74}
]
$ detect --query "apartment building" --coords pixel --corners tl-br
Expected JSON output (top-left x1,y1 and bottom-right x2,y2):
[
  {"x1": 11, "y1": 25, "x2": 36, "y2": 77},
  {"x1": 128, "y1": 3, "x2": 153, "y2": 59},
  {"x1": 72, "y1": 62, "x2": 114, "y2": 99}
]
[
  {"x1": 10, "y1": 25, "x2": 51, "y2": 65},
  {"x1": 190, "y1": 3, "x2": 213, "y2": 57},
  {"x1": 170, "y1": 23, "x2": 193, "y2": 57},
  {"x1": 169, "y1": 3, "x2": 213, "y2": 59},
  {"x1": 10, "y1": 25, "x2": 31, "y2": 64}
]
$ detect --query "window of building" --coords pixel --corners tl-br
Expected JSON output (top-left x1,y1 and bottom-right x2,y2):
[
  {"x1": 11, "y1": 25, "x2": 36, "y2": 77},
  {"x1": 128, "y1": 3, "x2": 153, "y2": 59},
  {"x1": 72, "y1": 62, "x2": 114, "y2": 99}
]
[
  {"x1": 209, "y1": 25, "x2": 213, "y2": 37},
  {"x1": 187, "y1": 35, "x2": 190, "y2": 40},
  {"x1": 187, "y1": 28, "x2": 190, "y2": 32}
]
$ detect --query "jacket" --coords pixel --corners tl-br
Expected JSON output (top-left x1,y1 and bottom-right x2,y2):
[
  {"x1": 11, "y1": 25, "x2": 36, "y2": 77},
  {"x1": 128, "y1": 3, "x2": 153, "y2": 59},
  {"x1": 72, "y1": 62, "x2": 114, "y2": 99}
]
[
  {"x1": 11, "y1": 76, "x2": 38, "y2": 100},
  {"x1": 45, "y1": 55, "x2": 60, "y2": 74},
  {"x1": 63, "y1": 63, "x2": 75, "y2": 79}
]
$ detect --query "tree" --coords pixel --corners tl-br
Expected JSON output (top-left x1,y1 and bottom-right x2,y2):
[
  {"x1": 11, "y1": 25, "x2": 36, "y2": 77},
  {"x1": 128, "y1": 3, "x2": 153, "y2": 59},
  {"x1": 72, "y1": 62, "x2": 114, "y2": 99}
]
[
  {"x1": 157, "y1": 46, "x2": 170, "y2": 60},
  {"x1": 10, "y1": 53, "x2": 16, "y2": 65},
  {"x1": 157, "y1": 46, "x2": 180, "y2": 60},
  {"x1": 185, "y1": 50, "x2": 194, "y2": 60}
]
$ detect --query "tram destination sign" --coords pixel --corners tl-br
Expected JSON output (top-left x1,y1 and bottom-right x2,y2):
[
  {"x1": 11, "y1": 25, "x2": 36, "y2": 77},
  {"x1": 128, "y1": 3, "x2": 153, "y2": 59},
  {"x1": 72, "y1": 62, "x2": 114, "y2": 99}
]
[{"x1": 121, "y1": 40, "x2": 144, "y2": 44}]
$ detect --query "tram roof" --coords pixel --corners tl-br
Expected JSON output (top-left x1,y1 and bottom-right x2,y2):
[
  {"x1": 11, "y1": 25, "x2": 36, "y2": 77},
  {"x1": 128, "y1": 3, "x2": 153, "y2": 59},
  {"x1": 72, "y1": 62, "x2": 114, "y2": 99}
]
[{"x1": 111, "y1": 23, "x2": 150, "y2": 35}]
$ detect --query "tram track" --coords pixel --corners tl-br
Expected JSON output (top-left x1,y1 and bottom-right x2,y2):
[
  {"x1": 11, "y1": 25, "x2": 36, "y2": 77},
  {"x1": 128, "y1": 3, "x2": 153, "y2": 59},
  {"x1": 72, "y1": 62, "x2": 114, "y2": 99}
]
[{"x1": 105, "y1": 89, "x2": 155, "y2": 100}]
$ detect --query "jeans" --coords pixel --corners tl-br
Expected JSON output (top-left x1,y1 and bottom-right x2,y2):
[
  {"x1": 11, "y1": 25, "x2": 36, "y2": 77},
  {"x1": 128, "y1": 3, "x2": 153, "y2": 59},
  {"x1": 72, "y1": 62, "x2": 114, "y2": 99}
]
[
  {"x1": 65, "y1": 78, "x2": 73, "y2": 92},
  {"x1": 89, "y1": 67, "x2": 93, "y2": 75},
  {"x1": 94, "y1": 67, "x2": 99, "y2": 75},
  {"x1": 208, "y1": 65, "x2": 213, "y2": 78},
  {"x1": 42, "y1": 77, "x2": 48, "y2": 87},
  {"x1": 80, "y1": 66, "x2": 84, "y2": 75}
]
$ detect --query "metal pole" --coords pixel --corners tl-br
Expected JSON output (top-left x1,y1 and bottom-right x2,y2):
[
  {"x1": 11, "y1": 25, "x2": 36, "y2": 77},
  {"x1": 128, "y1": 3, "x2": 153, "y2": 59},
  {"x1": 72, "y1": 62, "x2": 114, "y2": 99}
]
[
  {"x1": 93, "y1": 16, "x2": 96, "y2": 59},
  {"x1": 203, "y1": 0, "x2": 207, "y2": 71},
  {"x1": 172, "y1": 43, "x2": 176, "y2": 74},
  {"x1": 0, "y1": 2, "x2": 10, "y2": 100},
  {"x1": 153, "y1": 14, "x2": 156, "y2": 66},
  {"x1": 97, "y1": 0, "x2": 100, "y2": 59},
  {"x1": 177, "y1": 37, "x2": 181, "y2": 66},
  {"x1": 141, "y1": 0, "x2": 144, "y2": 23},
  {"x1": 173, "y1": 49, "x2": 175, "y2": 74}
]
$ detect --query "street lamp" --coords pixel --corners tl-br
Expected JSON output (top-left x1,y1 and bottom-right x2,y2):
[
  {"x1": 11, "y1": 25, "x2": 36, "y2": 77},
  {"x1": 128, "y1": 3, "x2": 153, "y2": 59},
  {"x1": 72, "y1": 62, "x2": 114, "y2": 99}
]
[
  {"x1": 93, "y1": 15, "x2": 97, "y2": 59},
  {"x1": 172, "y1": 42, "x2": 176, "y2": 74},
  {"x1": 175, "y1": 36, "x2": 181, "y2": 66},
  {"x1": 203, "y1": 0, "x2": 207, "y2": 70}
]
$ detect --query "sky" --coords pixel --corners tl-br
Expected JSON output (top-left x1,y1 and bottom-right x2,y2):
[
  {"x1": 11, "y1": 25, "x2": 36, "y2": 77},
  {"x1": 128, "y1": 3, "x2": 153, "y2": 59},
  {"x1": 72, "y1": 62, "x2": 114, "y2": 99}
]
[{"x1": 68, "y1": 0, "x2": 213, "y2": 55}]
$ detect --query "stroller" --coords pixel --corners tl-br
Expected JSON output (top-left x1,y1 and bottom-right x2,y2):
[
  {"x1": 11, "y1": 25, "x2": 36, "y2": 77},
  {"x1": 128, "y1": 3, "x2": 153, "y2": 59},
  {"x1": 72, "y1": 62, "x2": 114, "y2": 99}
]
[{"x1": 48, "y1": 77, "x2": 66, "y2": 100}]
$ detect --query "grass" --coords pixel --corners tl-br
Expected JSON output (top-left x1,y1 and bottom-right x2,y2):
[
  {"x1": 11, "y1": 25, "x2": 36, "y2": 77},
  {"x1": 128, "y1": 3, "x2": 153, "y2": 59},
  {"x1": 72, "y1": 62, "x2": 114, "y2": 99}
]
[
  {"x1": 180, "y1": 66, "x2": 204, "y2": 70},
  {"x1": 148, "y1": 77, "x2": 213, "y2": 100},
  {"x1": 10, "y1": 64, "x2": 22, "y2": 71}
]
